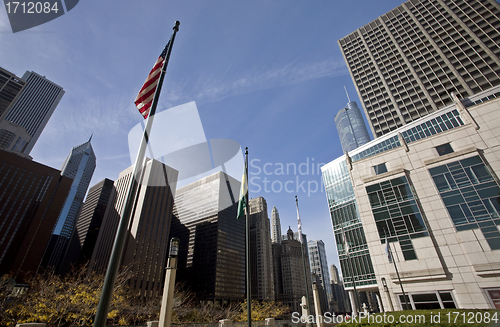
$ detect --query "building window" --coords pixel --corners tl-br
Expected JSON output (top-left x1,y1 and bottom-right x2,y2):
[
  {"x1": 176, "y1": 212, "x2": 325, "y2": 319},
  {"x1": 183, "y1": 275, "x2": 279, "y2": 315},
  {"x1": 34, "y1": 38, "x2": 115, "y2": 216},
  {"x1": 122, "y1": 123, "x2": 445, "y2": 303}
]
[
  {"x1": 486, "y1": 289, "x2": 500, "y2": 309},
  {"x1": 398, "y1": 291, "x2": 456, "y2": 310},
  {"x1": 374, "y1": 163, "x2": 388, "y2": 175},
  {"x1": 366, "y1": 176, "x2": 427, "y2": 261},
  {"x1": 435, "y1": 143, "x2": 454, "y2": 156},
  {"x1": 429, "y1": 155, "x2": 500, "y2": 250}
]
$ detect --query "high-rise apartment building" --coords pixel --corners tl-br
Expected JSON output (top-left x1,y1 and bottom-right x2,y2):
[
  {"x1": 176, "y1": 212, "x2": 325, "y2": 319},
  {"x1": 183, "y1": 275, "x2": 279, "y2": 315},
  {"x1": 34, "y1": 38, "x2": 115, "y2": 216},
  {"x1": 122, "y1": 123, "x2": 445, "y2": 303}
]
[
  {"x1": 90, "y1": 159, "x2": 178, "y2": 298},
  {"x1": 2, "y1": 70, "x2": 64, "y2": 153},
  {"x1": 339, "y1": 0, "x2": 500, "y2": 138},
  {"x1": 0, "y1": 150, "x2": 72, "y2": 280},
  {"x1": 41, "y1": 138, "x2": 96, "y2": 273},
  {"x1": 335, "y1": 101, "x2": 371, "y2": 153},
  {"x1": 308, "y1": 240, "x2": 333, "y2": 313},
  {"x1": 271, "y1": 206, "x2": 282, "y2": 244},
  {"x1": 273, "y1": 227, "x2": 313, "y2": 312},
  {"x1": 248, "y1": 197, "x2": 275, "y2": 300},
  {"x1": 170, "y1": 171, "x2": 245, "y2": 303},
  {"x1": 322, "y1": 87, "x2": 500, "y2": 311},
  {"x1": 59, "y1": 178, "x2": 114, "y2": 274}
]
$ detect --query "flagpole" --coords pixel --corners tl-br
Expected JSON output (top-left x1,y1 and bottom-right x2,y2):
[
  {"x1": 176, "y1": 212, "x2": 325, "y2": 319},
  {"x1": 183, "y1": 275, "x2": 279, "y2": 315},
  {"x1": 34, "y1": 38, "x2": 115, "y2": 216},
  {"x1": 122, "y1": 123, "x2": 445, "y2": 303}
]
[
  {"x1": 244, "y1": 147, "x2": 251, "y2": 327},
  {"x1": 93, "y1": 21, "x2": 180, "y2": 327},
  {"x1": 388, "y1": 241, "x2": 411, "y2": 310},
  {"x1": 295, "y1": 196, "x2": 311, "y2": 321}
]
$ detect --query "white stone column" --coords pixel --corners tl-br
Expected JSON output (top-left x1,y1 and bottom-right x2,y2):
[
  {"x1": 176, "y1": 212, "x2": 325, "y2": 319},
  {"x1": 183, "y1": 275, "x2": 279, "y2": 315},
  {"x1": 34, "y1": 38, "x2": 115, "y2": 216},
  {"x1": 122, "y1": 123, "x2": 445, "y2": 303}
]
[{"x1": 348, "y1": 290, "x2": 358, "y2": 316}]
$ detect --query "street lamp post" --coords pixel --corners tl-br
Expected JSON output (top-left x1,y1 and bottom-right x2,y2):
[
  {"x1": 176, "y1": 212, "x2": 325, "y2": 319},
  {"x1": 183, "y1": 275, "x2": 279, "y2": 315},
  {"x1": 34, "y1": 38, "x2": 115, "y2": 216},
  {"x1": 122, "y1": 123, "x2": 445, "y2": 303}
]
[
  {"x1": 381, "y1": 277, "x2": 394, "y2": 311},
  {"x1": 159, "y1": 238, "x2": 180, "y2": 327}
]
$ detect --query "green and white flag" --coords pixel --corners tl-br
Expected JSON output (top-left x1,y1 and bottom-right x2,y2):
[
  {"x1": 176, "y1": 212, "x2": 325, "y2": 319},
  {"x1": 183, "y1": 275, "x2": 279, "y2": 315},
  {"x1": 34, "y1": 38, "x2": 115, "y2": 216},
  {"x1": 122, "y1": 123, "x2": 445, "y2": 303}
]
[{"x1": 237, "y1": 158, "x2": 248, "y2": 219}]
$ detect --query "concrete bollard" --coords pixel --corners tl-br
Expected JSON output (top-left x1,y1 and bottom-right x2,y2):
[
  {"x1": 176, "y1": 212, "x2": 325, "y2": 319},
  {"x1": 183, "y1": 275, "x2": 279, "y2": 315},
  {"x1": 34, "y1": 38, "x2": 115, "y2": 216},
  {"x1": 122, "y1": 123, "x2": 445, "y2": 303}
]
[
  {"x1": 219, "y1": 319, "x2": 233, "y2": 327},
  {"x1": 265, "y1": 318, "x2": 276, "y2": 327},
  {"x1": 15, "y1": 324, "x2": 46, "y2": 327},
  {"x1": 147, "y1": 321, "x2": 159, "y2": 327}
]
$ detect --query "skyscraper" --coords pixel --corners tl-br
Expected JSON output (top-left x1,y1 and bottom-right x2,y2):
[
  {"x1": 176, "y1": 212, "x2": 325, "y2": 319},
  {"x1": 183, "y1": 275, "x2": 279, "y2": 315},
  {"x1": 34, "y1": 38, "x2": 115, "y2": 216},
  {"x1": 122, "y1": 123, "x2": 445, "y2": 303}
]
[
  {"x1": 0, "y1": 67, "x2": 25, "y2": 118},
  {"x1": 335, "y1": 100, "x2": 371, "y2": 153},
  {"x1": 248, "y1": 197, "x2": 275, "y2": 300},
  {"x1": 339, "y1": 0, "x2": 500, "y2": 137},
  {"x1": 271, "y1": 206, "x2": 282, "y2": 244},
  {"x1": 170, "y1": 171, "x2": 245, "y2": 303},
  {"x1": 308, "y1": 240, "x2": 333, "y2": 313},
  {"x1": 58, "y1": 178, "x2": 114, "y2": 274},
  {"x1": 0, "y1": 150, "x2": 72, "y2": 280},
  {"x1": 41, "y1": 138, "x2": 96, "y2": 272},
  {"x1": 90, "y1": 159, "x2": 178, "y2": 298},
  {"x1": 330, "y1": 264, "x2": 349, "y2": 313},
  {"x1": 2, "y1": 70, "x2": 64, "y2": 153},
  {"x1": 273, "y1": 227, "x2": 313, "y2": 312},
  {"x1": 0, "y1": 67, "x2": 30, "y2": 155}
]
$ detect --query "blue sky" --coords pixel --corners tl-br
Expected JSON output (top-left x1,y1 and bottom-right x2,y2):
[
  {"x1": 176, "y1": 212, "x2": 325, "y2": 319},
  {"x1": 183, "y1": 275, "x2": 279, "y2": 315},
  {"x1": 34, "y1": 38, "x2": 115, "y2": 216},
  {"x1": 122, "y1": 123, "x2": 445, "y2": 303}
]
[{"x1": 0, "y1": 0, "x2": 406, "y2": 274}]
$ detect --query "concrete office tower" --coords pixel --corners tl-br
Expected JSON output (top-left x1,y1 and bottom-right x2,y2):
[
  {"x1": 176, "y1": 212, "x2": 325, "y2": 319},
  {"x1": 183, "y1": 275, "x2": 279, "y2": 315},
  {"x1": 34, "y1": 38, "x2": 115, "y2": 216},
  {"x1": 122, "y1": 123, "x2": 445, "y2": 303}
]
[
  {"x1": 3, "y1": 71, "x2": 64, "y2": 154},
  {"x1": 248, "y1": 197, "x2": 275, "y2": 300},
  {"x1": 322, "y1": 87, "x2": 500, "y2": 311},
  {"x1": 0, "y1": 150, "x2": 72, "y2": 280},
  {"x1": 308, "y1": 240, "x2": 333, "y2": 313},
  {"x1": 0, "y1": 67, "x2": 31, "y2": 155},
  {"x1": 90, "y1": 159, "x2": 178, "y2": 298},
  {"x1": 41, "y1": 138, "x2": 96, "y2": 272},
  {"x1": 0, "y1": 67, "x2": 25, "y2": 118},
  {"x1": 339, "y1": 0, "x2": 500, "y2": 138},
  {"x1": 271, "y1": 206, "x2": 282, "y2": 244},
  {"x1": 170, "y1": 171, "x2": 245, "y2": 304},
  {"x1": 274, "y1": 227, "x2": 313, "y2": 312},
  {"x1": 59, "y1": 178, "x2": 114, "y2": 274},
  {"x1": 335, "y1": 100, "x2": 371, "y2": 153}
]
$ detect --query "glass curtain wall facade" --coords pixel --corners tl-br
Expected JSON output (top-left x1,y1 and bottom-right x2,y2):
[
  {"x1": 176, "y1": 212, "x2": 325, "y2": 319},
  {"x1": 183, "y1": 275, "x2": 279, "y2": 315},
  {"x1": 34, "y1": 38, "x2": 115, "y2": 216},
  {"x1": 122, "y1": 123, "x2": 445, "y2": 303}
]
[
  {"x1": 171, "y1": 171, "x2": 245, "y2": 303},
  {"x1": 322, "y1": 159, "x2": 377, "y2": 290},
  {"x1": 335, "y1": 101, "x2": 371, "y2": 153}
]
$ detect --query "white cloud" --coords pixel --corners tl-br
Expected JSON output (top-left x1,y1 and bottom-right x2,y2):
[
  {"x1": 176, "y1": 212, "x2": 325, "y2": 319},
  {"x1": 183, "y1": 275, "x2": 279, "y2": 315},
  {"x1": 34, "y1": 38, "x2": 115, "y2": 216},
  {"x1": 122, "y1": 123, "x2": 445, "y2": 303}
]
[{"x1": 163, "y1": 58, "x2": 348, "y2": 106}]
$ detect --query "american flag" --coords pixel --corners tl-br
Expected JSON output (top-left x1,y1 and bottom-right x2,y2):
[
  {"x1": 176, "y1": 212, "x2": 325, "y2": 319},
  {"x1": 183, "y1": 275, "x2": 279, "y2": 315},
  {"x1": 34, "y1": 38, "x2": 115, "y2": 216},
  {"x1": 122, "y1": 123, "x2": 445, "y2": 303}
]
[{"x1": 134, "y1": 41, "x2": 170, "y2": 119}]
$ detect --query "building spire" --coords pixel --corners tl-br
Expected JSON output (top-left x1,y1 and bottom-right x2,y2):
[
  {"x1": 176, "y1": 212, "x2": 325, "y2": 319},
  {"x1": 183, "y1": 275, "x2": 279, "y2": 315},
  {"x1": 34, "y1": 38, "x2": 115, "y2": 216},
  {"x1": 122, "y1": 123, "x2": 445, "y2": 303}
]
[
  {"x1": 88, "y1": 133, "x2": 93, "y2": 143},
  {"x1": 344, "y1": 86, "x2": 351, "y2": 102}
]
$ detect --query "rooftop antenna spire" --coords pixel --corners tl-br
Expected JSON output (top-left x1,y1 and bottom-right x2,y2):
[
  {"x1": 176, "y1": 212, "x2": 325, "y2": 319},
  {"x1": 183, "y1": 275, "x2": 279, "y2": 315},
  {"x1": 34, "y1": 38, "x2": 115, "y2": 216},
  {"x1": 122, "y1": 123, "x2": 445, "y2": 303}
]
[{"x1": 344, "y1": 86, "x2": 351, "y2": 102}]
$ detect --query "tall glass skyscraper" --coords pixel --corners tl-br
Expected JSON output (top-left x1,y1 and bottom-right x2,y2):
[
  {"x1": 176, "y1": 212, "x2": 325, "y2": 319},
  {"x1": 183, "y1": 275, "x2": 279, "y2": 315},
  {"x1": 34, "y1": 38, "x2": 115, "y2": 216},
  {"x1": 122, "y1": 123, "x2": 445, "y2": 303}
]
[
  {"x1": 339, "y1": 0, "x2": 500, "y2": 137},
  {"x1": 170, "y1": 171, "x2": 245, "y2": 303},
  {"x1": 335, "y1": 101, "x2": 371, "y2": 153},
  {"x1": 3, "y1": 70, "x2": 64, "y2": 154},
  {"x1": 41, "y1": 138, "x2": 96, "y2": 272},
  {"x1": 308, "y1": 240, "x2": 333, "y2": 312}
]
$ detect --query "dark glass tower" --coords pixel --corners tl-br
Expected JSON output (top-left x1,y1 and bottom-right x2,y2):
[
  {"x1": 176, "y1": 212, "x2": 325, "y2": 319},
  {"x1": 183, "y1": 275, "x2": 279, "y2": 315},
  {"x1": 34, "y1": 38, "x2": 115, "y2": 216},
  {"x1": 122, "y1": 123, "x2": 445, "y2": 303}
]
[
  {"x1": 40, "y1": 138, "x2": 96, "y2": 272},
  {"x1": 170, "y1": 171, "x2": 245, "y2": 303},
  {"x1": 58, "y1": 178, "x2": 114, "y2": 274}
]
